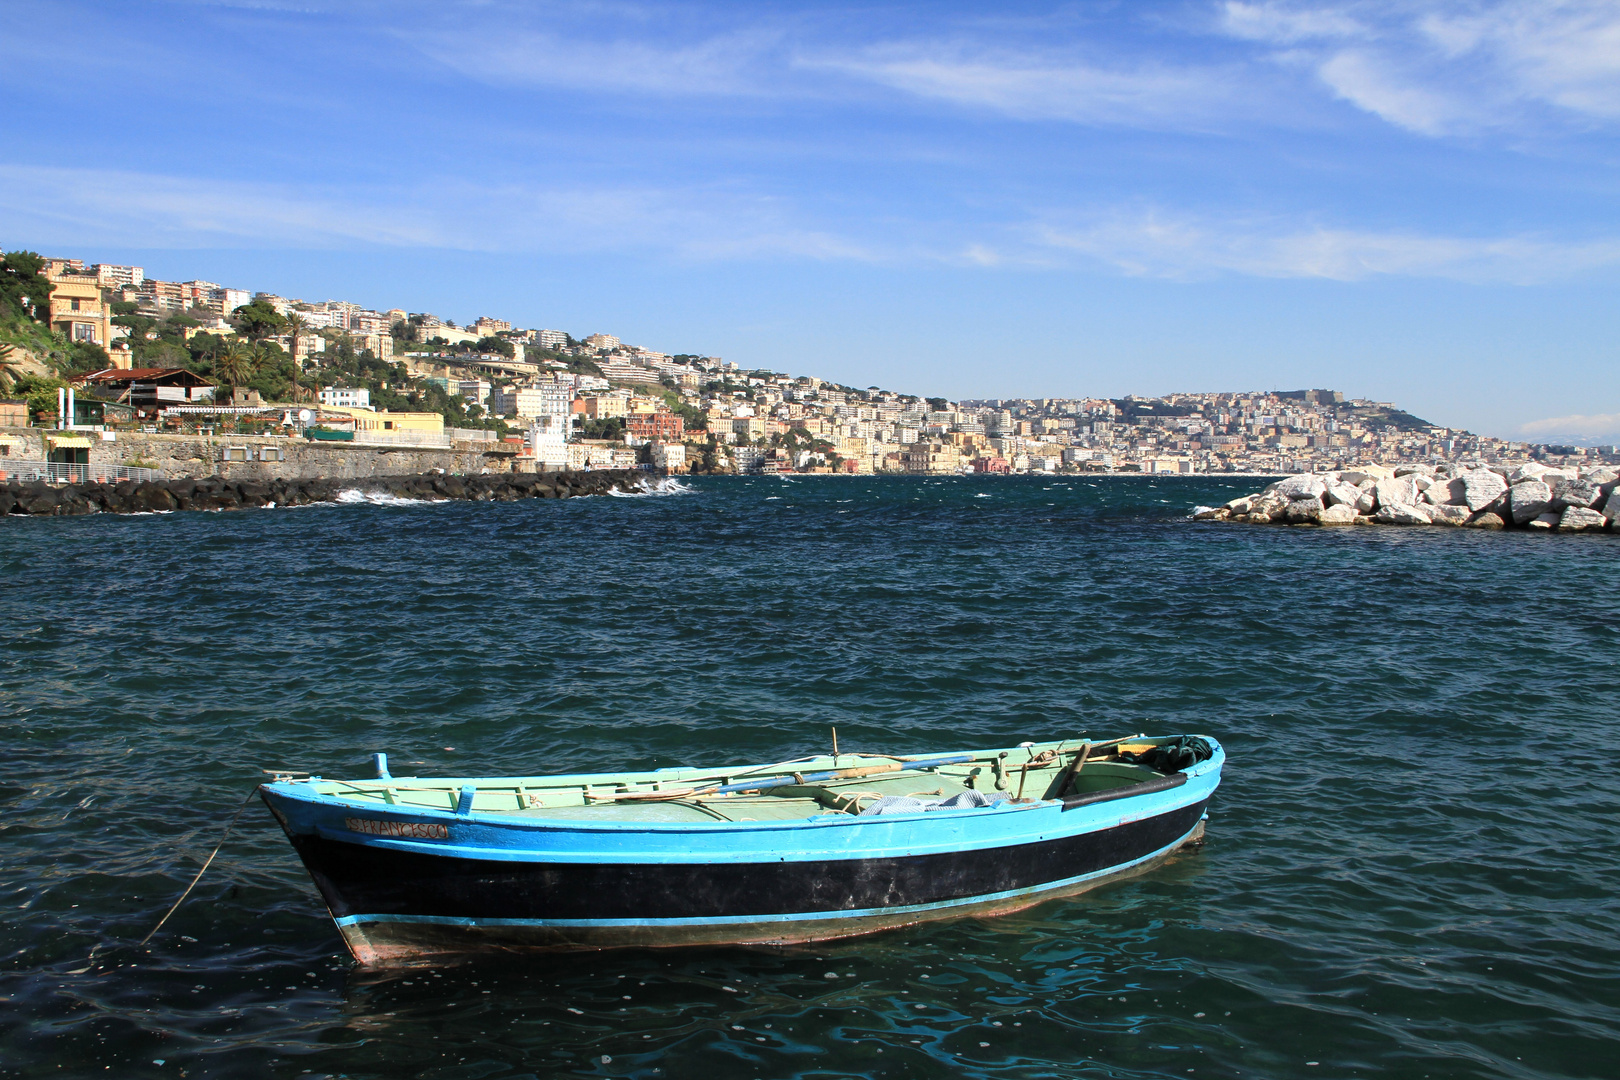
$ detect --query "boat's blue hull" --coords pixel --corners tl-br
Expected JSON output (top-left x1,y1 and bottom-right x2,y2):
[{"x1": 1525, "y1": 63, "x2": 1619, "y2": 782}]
[{"x1": 261, "y1": 742, "x2": 1222, "y2": 963}]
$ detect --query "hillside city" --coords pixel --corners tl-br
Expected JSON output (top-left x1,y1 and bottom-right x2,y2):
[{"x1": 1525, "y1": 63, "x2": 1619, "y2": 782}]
[{"x1": 5, "y1": 253, "x2": 1611, "y2": 476}]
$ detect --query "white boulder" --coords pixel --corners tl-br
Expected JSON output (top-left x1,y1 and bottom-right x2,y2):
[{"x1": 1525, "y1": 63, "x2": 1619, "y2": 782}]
[
  {"x1": 1603, "y1": 489, "x2": 1620, "y2": 523},
  {"x1": 1429, "y1": 504, "x2": 1471, "y2": 526},
  {"x1": 1539, "y1": 469, "x2": 1577, "y2": 489},
  {"x1": 1318, "y1": 503, "x2": 1358, "y2": 525},
  {"x1": 1527, "y1": 513, "x2": 1560, "y2": 530},
  {"x1": 1323, "y1": 481, "x2": 1362, "y2": 507},
  {"x1": 1338, "y1": 466, "x2": 1394, "y2": 484},
  {"x1": 1551, "y1": 478, "x2": 1602, "y2": 510},
  {"x1": 1458, "y1": 469, "x2": 1509, "y2": 512},
  {"x1": 1281, "y1": 498, "x2": 1323, "y2": 523},
  {"x1": 1558, "y1": 506, "x2": 1607, "y2": 531},
  {"x1": 1509, "y1": 481, "x2": 1552, "y2": 525},
  {"x1": 1374, "y1": 476, "x2": 1420, "y2": 510},
  {"x1": 1271, "y1": 474, "x2": 1327, "y2": 501},
  {"x1": 1375, "y1": 502, "x2": 1434, "y2": 525}
]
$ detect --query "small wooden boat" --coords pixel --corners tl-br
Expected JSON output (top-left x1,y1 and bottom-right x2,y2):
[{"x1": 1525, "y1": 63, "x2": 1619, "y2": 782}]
[{"x1": 260, "y1": 733, "x2": 1222, "y2": 964}]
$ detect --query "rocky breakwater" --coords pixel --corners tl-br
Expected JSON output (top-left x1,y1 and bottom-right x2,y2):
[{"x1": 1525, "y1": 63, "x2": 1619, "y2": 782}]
[
  {"x1": 1193, "y1": 462, "x2": 1620, "y2": 533},
  {"x1": 0, "y1": 470, "x2": 646, "y2": 517}
]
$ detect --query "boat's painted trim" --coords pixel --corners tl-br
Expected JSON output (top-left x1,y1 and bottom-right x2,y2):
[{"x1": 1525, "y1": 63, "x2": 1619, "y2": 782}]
[
  {"x1": 259, "y1": 744, "x2": 1222, "y2": 866},
  {"x1": 331, "y1": 815, "x2": 1204, "y2": 933}
]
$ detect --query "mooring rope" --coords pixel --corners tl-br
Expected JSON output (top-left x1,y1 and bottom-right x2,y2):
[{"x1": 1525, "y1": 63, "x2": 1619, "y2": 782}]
[{"x1": 139, "y1": 785, "x2": 259, "y2": 948}]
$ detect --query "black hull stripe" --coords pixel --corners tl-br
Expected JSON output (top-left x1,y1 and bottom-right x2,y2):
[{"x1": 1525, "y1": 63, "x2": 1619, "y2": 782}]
[{"x1": 291, "y1": 800, "x2": 1208, "y2": 922}]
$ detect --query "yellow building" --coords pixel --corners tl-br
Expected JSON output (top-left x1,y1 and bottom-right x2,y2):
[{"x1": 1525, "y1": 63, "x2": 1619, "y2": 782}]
[
  {"x1": 325, "y1": 406, "x2": 445, "y2": 438},
  {"x1": 904, "y1": 443, "x2": 962, "y2": 474},
  {"x1": 47, "y1": 268, "x2": 113, "y2": 347},
  {"x1": 583, "y1": 394, "x2": 629, "y2": 419}
]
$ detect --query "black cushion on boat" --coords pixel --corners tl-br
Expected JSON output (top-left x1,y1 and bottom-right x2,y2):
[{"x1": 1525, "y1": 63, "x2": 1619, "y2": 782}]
[{"x1": 1121, "y1": 736, "x2": 1213, "y2": 774}]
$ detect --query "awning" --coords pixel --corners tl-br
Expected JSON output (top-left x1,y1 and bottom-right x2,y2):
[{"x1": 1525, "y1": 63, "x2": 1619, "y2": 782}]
[
  {"x1": 48, "y1": 435, "x2": 93, "y2": 448},
  {"x1": 0, "y1": 435, "x2": 24, "y2": 447}
]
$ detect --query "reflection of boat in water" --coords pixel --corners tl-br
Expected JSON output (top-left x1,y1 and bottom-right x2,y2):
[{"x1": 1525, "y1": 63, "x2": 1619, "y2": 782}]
[{"x1": 260, "y1": 734, "x2": 1222, "y2": 965}]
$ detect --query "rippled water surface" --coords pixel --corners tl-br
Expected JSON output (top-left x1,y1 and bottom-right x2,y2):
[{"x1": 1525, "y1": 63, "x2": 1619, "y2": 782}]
[{"x1": 2, "y1": 475, "x2": 1616, "y2": 1080}]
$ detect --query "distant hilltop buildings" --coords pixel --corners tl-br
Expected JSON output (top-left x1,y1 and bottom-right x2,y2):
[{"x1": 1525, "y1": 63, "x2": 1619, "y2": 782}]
[{"x1": 20, "y1": 253, "x2": 1613, "y2": 476}]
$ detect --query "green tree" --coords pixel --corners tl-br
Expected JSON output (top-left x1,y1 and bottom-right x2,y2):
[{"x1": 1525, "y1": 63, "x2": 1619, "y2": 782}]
[
  {"x1": 475, "y1": 336, "x2": 514, "y2": 358},
  {"x1": 231, "y1": 300, "x2": 286, "y2": 340},
  {"x1": 11, "y1": 373, "x2": 69, "y2": 424},
  {"x1": 0, "y1": 251, "x2": 53, "y2": 324},
  {"x1": 580, "y1": 416, "x2": 625, "y2": 440}
]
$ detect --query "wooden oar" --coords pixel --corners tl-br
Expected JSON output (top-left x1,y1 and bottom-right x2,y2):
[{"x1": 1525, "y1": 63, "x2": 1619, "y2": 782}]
[{"x1": 593, "y1": 754, "x2": 975, "y2": 802}]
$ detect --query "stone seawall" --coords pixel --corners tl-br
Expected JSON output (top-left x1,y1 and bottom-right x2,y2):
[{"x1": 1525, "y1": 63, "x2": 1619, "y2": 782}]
[
  {"x1": 1193, "y1": 462, "x2": 1619, "y2": 532},
  {"x1": 0, "y1": 470, "x2": 645, "y2": 517},
  {"x1": 0, "y1": 428, "x2": 517, "y2": 481}
]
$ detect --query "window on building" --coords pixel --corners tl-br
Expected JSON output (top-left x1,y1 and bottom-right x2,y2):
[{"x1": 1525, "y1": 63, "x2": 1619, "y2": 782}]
[{"x1": 74, "y1": 323, "x2": 96, "y2": 342}]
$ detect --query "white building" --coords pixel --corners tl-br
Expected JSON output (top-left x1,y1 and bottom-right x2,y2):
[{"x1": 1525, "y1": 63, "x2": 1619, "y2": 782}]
[
  {"x1": 534, "y1": 329, "x2": 569, "y2": 350},
  {"x1": 650, "y1": 442, "x2": 686, "y2": 471},
  {"x1": 92, "y1": 264, "x2": 144, "y2": 288},
  {"x1": 529, "y1": 416, "x2": 571, "y2": 469},
  {"x1": 456, "y1": 379, "x2": 492, "y2": 406},
  {"x1": 490, "y1": 386, "x2": 557, "y2": 418},
  {"x1": 319, "y1": 387, "x2": 370, "y2": 408}
]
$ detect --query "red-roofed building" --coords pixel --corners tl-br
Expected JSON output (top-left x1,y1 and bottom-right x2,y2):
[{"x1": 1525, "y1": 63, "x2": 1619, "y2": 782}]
[{"x1": 74, "y1": 368, "x2": 216, "y2": 413}]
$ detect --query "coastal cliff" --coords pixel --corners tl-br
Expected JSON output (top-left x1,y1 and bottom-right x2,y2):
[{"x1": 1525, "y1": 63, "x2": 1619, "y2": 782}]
[
  {"x1": 1194, "y1": 462, "x2": 1619, "y2": 532},
  {"x1": 0, "y1": 470, "x2": 646, "y2": 516}
]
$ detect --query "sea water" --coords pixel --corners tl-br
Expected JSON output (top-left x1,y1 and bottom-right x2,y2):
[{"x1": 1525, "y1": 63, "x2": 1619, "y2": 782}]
[{"x1": 1, "y1": 475, "x2": 1615, "y2": 1079}]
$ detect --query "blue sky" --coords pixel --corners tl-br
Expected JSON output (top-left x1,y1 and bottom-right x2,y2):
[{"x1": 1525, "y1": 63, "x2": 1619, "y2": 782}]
[{"x1": 4, "y1": 0, "x2": 1618, "y2": 439}]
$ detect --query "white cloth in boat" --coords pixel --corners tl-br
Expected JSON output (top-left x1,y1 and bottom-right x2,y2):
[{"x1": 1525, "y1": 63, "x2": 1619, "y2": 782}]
[{"x1": 858, "y1": 790, "x2": 1010, "y2": 816}]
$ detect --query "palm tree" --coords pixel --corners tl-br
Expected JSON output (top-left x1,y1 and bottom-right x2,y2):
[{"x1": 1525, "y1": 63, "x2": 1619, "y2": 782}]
[
  {"x1": 0, "y1": 343, "x2": 22, "y2": 395},
  {"x1": 283, "y1": 313, "x2": 308, "y2": 401},
  {"x1": 213, "y1": 340, "x2": 253, "y2": 394}
]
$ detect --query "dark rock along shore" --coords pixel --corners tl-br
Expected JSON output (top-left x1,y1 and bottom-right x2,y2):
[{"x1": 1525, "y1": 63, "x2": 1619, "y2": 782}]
[{"x1": 0, "y1": 470, "x2": 645, "y2": 517}]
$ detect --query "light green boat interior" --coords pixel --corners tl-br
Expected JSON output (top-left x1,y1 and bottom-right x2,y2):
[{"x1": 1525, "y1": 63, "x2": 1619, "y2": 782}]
[{"x1": 277, "y1": 738, "x2": 1175, "y2": 825}]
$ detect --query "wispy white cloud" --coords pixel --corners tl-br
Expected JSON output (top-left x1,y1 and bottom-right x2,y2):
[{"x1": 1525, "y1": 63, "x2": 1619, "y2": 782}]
[
  {"x1": 1031, "y1": 208, "x2": 1620, "y2": 282},
  {"x1": 802, "y1": 43, "x2": 1246, "y2": 128},
  {"x1": 0, "y1": 164, "x2": 876, "y2": 262},
  {"x1": 10, "y1": 164, "x2": 1620, "y2": 286},
  {"x1": 384, "y1": 1, "x2": 1620, "y2": 139},
  {"x1": 400, "y1": 25, "x2": 786, "y2": 97},
  {"x1": 1219, "y1": 0, "x2": 1620, "y2": 135},
  {"x1": 1519, "y1": 412, "x2": 1620, "y2": 438}
]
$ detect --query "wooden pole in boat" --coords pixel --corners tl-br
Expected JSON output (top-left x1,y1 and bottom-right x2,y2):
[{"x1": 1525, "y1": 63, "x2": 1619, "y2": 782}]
[
  {"x1": 1057, "y1": 740, "x2": 1092, "y2": 799},
  {"x1": 832, "y1": 726, "x2": 839, "y2": 768},
  {"x1": 1014, "y1": 742, "x2": 1036, "y2": 800}
]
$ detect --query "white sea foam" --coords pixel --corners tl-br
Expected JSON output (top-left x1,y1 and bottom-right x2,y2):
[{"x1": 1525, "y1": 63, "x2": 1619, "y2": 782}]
[
  {"x1": 334, "y1": 488, "x2": 431, "y2": 507},
  {"x1": 608, "y1": 477, "x2": 695, "y2": 498}
]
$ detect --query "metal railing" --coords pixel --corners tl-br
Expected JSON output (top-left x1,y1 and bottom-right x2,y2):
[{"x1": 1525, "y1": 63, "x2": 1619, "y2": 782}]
[
  {"x1": 0, "y1": 460, "x2": 161, "y2": 484},
  {"x1": 349, "y1": 431, "x2": 452, "y2": 448}
]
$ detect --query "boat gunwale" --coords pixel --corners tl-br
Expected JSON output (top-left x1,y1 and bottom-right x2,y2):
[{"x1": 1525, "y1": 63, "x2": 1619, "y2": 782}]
[{"x1": 261, "y1": 738, "x2": 1223, "y2": 838}]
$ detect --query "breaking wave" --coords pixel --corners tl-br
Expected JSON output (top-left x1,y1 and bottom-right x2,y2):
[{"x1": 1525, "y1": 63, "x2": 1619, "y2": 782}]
[
  {"x1": 609, "y1": 477, "x2": 695, "y2": 498},
  {"x1": 333, "y1": 488, "x2": 434, "y2": 507}
]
